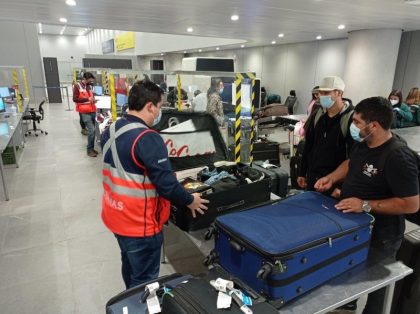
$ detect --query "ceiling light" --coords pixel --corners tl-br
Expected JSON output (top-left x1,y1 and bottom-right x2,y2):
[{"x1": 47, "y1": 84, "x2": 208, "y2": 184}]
[
  {"x1": 187, "y1": 27, "x2": 193, "y2": 33},
  {"x1": 278, "y1": 33, "x2": 284, "y2": 38},
  {"x1": 240, "y1": 44, "x2": 245, "y2": 48},
  {"x1": 160, "y1": 53, "x2": 165, "y2": 56},
  {"x1": 271, "y1": 40, "x2": 276, "y2": 44},
  {"x1": 216, "y1": 47, "x2": 220, "y2": 50},
  {"x1": 66, "y1": 0, "x2": 76, "y2": 6},
  {"x1": 231, "y1": 15, "x2": 239, "y2": 21},
  {"x1": 183, "y1": 51, "x2": 187, "y2": 53},
  {"x1": 316, "y1": 35, "x2": 322, "y2": 40},
  {"x1": 59, "y1": 17, "x2": 67, "y2": 23},
  {"x1": 338, "y1": 24, "x2": 346, "y2": 30},
  {"x1": 198, "y1": 49, "x2": 202, "y2": 52}
]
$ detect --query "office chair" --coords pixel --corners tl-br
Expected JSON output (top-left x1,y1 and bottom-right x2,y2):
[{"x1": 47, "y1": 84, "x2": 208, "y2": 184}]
[{"x1": 22, "y1": 100, "x2": 48, "y2": 136}]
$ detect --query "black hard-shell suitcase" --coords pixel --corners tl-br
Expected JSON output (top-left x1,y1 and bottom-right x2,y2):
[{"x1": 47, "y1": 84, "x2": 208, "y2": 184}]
[
  {"x1": 154, "y1": 110, "x2": 271, "y2": 232},
  {"x1": 106, "y1": 273, "x2": 193, "y2": 314},
  {"x1": 391, "y1": 228, "x2": 420, "y2": 314},
  {"x1": 252, "y1": 161, "x2": 288, "y2": 197}
]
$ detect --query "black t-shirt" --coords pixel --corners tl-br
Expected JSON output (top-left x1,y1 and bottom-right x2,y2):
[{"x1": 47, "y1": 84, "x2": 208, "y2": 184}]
[{"x1": 341, "y1": 136, "x2": 419, "y2": 245}]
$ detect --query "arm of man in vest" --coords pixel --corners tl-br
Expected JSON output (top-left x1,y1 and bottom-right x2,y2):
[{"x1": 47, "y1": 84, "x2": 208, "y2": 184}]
[
  {"x1": 72, "y1": 84, "x2": 89, "y2": 103},
  {"x1": 135, "y1": 132, "x2": 209, "y2": 217},
  {"x1": 335, "y1": 149, "x2": 419, "y2": 215}
]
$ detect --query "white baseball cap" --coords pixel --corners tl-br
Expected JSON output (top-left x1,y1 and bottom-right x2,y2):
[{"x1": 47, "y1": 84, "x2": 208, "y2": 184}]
[{"x1": 318, "y1": 76, "x2": 345, "y2": 92}]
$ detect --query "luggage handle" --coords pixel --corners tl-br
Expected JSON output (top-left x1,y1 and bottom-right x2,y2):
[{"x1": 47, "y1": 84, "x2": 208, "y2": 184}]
[
  {"x1": 229, "y1": 239, "x2": 244, "y2": 252},
  {"x1": 217, "y1": 200, "x2": 245, "y2": 212}
]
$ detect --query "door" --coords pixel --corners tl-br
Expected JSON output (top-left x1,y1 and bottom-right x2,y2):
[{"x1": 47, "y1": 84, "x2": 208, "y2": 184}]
[{"x1": 43, "y1": 57, "x2": 62, "y2": 103}]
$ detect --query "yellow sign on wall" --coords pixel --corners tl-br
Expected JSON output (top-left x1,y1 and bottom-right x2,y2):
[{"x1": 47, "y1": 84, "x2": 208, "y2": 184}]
[{"x1": 115, "y1": 32, "x2": 135, "y2": 51}]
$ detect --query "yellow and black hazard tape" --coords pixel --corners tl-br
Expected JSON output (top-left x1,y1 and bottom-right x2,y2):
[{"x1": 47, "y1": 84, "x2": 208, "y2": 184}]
[
  {"x1": 12, "y1": 69, "x2": 23, "y2": 113},
  {"x1": 235, "y1": 76, "x2": 242, "y2": 163},
  {"x1": 104, "y1": 71, "x2": 110, "y2": 95},
  {"x1": 177, "y1": 74, "x2": 182, "y2": 111},
  {"x1": 22, "y1": 69, "x2": 30, "y2": 101},
  {"x1": 250, "y1": 78, "x2": 256, "y2": 165},
  {"x1": 109, "y1": 74, "x2": 117, "y2": 121},
  {"x1": 234, "y1": 72, "x2": 256, "y2": 163}
]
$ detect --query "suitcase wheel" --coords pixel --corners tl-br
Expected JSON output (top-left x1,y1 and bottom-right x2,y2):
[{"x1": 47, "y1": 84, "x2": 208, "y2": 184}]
[
  {"x1": 204, "y1": 225, "x2": 216, "y2": 241},
  {"x1": 203, "y1": 250, "x2": 219, "y2": 266},
  {"x1": 256, "y1": 263, "x2": 272, "y2": 280}
]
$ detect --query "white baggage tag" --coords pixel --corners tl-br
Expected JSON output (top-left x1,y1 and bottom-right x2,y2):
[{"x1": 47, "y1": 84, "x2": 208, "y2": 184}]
[
  {"x1": 214, "y1": 278, "x2": 234, "y2": 292},
  {"x1": 145, "y1": 282, "x2": 161, "y2": 314},
  {"x1": 217, "y1": 291, "x2": 232, "y2": 309}
]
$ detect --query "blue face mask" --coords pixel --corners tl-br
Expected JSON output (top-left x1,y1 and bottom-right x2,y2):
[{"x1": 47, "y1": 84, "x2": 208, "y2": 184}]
[
  {"x1": 350, "y1": 122, "x2": 372, "y2": 142},
  {"x1": 219, "y1": 88, "x2": 224, "y2": 95},
  {"x1": 153, "y1": 109, "x2": 162, "y2": 126},
  {"x1": 319, "y1": 95, "x2": 334, "y2": 109}
]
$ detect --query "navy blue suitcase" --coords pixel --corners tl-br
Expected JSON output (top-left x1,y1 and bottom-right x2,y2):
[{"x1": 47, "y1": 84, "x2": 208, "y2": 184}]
[{"x1": 211, "y1": 192, "x2": 374, "y2": 305}]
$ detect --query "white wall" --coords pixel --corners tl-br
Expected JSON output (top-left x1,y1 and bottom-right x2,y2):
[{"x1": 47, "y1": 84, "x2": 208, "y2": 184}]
[
  {"x1": 86, "y1": 29, "x2": 245, "y2": 56},
  {"x1": 38, "y1": 34, "x2": 87, "y2": 83},
  {"x1": 0, "y1": 21, "x2": 44, "y2": 98},
  {"x1": 344, "y1": 29, "x2": 402, "y2": 105},
  {"x1": 394, "y1": 30, "x2": 420, "y2": 98},
  {"x1": 189, "y1": 39, "x2": 348, "y2": 113},
  {"x1": 137, "y1": 54, "x2": 184, "y2": 71}
]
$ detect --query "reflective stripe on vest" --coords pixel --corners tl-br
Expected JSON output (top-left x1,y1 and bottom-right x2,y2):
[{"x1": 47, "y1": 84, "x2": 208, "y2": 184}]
[
  {"x1": 101, "y1": 121, "x2": 170, "y2": 237},
  {"x1": 75, "y1": 83, "x2": 96, "y2": 113}
]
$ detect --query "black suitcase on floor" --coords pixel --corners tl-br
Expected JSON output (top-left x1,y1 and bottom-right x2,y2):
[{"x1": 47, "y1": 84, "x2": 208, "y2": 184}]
[
  {"x1": 391, "y1": 228, "x2": 420, "y2": 314},
  {"x1": 154, "y1": 111, "x2": 271, "y2": 232},
  {"x1": 252, "y1": 161, "x2": 288, "y2": 197},
  {"x1": 106, "y1": 273, "x2": 193, "y2": 314}
]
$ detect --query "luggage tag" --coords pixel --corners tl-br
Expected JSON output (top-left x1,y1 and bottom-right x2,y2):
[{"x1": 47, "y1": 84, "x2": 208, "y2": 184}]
[{"x1": 145, "y1": 282, "x2": 161, "y2": 314}]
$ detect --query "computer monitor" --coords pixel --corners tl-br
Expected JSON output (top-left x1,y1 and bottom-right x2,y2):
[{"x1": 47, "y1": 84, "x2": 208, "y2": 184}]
[
  {"x1": 0, "y1": 87, "x2": 10, "y2": 98},
  {"x1": 0, "y1": 121, "x2": 9, "y2": 136},
  {"x1": 94, "y1": 86, "x2": 104, "y2": 96},
  {"x1": 116, "y1": 93, "x2": 128, "y2": 107},
  {"x1": 0, "y1": 98, "x2": 5, "y2": 113}
]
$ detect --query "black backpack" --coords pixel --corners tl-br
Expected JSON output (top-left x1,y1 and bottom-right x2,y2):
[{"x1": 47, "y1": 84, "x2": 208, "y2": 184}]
[{"x1": 379, "y1": 136, "x2": 420, "y2": 225}]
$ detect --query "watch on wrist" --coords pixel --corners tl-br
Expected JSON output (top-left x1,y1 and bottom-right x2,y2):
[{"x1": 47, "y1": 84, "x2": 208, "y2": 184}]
[{"x1": 362, "y1": 200, "x2": 372, "y2": 213}]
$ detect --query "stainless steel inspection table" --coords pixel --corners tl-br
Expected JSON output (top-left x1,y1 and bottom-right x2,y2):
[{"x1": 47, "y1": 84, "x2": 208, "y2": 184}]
[
  {"x1": 0, "y1": 113, "x2": 23, "y2": 200},
  {"x1": 186, "y1": 229, "x2": 412, "y2": 314},
  {"x1": 393, "y1": 126, "x2": 420, "y2": 153}
]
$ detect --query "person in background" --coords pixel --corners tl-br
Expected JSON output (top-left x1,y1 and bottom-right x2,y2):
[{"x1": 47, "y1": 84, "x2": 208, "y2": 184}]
[
  {"x1": 285, "y1": 90, "x2": 299, "y2": 114},
  {"x1": 167, "y1": 87, "x2": 188, "y2": 107},
  {"x1": 73, "y1": 72, "x2": 98, "y2": 157},
  {"x1": 297, "y1": 76, "x2": 354, "y2": 192},
  {"x1": 307, "y1": 86, "x2": 320, "y2": 115},
  {"x1": 405, "y1": 87, "x2": 420, "y2": 105},
  {"x1": 388, "y1": 89, "x2": 413, "y2": 128},
  {"x1": 101, "y1": 80, "x2": 209, "y2": 289},
  {"x1": 315, "y1": 96, "x2": 419, "y2": 314},
  {"x1": 261, "y1": 87, "x2": 267, "y2": 107},
  {"x1": 207, "y1": 80, "x2": 225, "y2": 126}
]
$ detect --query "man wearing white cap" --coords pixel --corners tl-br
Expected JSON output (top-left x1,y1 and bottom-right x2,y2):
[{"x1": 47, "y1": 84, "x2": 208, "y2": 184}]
[{"x1": 297, "y1": 76, "x2": 354, "y2": 193}]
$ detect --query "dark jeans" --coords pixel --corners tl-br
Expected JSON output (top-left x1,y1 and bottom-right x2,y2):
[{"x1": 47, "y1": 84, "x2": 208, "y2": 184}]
[
  {"x1": 80, "y1": 112, "x2": 96, "y2": 152},
  {"x1": 79, "y1": 113, "x2": 86, "y2": 130},
  {"x1": 361, "y1": 239, "x2": 402, "y2": 314},
  {"x1": 115, "y1": 232, "x2": 163, "y2": 289}
]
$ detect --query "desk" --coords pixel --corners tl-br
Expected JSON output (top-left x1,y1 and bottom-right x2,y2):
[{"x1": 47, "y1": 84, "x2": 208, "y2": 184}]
[
  {"x1": 0, "y1": 113, "x2": 23, "y2": 200},
  {"x1": 393, "y1": 126, "x2": 420, "y2": 153},
  {"x1": 184, "y1": 230, "x2": 412, "y2": 314}
]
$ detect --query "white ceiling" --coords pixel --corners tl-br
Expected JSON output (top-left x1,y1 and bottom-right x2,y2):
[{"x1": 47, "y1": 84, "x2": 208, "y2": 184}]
[
  {"x1": 39, "y1": 24, "x2": 90, "y2": 36},
  {"x1": 2, "y1": 0, "x2": 420, "y2": 49}
]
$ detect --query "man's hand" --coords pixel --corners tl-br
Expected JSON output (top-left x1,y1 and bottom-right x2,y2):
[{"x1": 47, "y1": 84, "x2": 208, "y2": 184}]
[
  {"x1": 335, "y1": 197, "x2": 363, "y2": 213},
  {"x1": 314, "y1": 176, "x2": 333, "y2": 192},
  {"x1": 331, "y1": 188, "x2": 341, "y2": 199},
  {"x1": 187, "y1": 193, "x2": 210, "y2": 218},
  {"x1": 297, "y1": 176, "x2": 307, "y2": 189}
]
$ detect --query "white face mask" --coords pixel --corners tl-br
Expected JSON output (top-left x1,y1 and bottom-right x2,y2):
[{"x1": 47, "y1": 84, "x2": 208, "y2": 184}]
[{"x1": 390, "y1": 99, "x2": 399, "y2": 106}]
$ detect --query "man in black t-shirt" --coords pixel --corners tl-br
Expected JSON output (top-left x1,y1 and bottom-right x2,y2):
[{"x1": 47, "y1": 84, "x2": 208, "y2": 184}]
[{"x1": 315, "y1": 96, "x2": 419, "y2": 314}]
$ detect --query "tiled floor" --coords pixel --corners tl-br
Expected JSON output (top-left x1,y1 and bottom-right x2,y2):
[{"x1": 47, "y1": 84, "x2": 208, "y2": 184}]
[{"x1": 0, "y1": 103, "x2": 416, "y2": 313}]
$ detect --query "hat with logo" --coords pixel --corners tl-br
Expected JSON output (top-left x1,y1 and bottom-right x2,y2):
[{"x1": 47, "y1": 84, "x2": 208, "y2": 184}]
[{"x1": 318, "y1": 76, "x2": 345, "y2": 92}]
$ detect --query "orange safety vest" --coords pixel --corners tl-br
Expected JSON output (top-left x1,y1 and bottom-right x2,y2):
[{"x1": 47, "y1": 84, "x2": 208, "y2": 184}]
[
  {"x1": 75, "y1": 82, "x2": 96, "y2": 113},
  {"x1": 101, "y1": 121, "x2": 170, "y2": 237}
]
